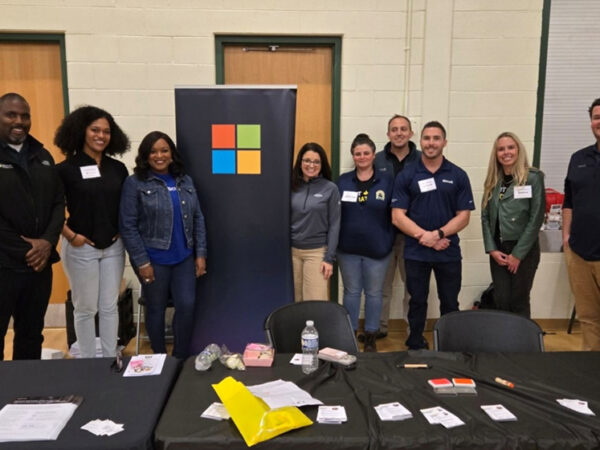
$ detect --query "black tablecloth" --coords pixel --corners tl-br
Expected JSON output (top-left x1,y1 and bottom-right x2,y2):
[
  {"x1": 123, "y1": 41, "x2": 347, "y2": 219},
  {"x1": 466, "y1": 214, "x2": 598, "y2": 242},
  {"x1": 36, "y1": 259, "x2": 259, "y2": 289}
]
[
  {"x1": 155, "y1": 351, "x2": 600, "y2": 449},
  {"x1": 0, "y1": 357, "x2": 179, "y2": 450}
]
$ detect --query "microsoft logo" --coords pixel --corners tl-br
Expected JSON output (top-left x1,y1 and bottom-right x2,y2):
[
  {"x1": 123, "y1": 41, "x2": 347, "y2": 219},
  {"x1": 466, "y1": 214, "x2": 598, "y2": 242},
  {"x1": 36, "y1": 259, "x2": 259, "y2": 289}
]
[{"x1": 211, "y1": 124, "x2": 261, "y2": 175}]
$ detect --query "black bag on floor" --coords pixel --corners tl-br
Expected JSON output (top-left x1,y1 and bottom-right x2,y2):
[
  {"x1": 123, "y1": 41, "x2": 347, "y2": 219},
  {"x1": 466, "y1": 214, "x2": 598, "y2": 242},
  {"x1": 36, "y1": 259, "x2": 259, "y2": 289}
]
[
  {"x1": 65, "y1": 288, "x2": 137, "y2": 348},
  {"x1": 472, "y1": 283, "x2": 496, "y2": 310}
]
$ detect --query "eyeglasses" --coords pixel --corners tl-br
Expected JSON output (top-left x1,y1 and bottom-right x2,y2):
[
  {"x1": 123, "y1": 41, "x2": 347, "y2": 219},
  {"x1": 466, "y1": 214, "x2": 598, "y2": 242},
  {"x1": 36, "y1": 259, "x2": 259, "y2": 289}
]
[{"x1": 302, "y1": 159, "x2": 321, "y2": 166}]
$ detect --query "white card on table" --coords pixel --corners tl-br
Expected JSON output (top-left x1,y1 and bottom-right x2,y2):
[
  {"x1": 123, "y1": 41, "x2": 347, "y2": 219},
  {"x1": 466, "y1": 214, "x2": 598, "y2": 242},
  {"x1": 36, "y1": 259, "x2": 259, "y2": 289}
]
[
  {"x1": 481, "y1": 404, "x2": 517, "y2": 422},
  {"x1": 418, "y1": 178, "x2": 437, "y2": 193},
  {"x1": 80, "y1": 165, "x2": 101, "y2": 179},
  {"x1": 513, "y1": 185, "x2": 532, "y2": 199},
  {"x1": 317, "y1": 405, "x2": 347, "y2": 424}
]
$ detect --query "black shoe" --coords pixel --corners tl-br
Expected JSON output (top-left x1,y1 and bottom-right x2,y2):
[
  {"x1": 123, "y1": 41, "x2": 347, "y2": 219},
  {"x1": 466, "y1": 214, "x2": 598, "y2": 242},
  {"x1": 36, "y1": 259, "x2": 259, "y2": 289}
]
[
  {"x1": 405, "y1": 335, "x2": 429, "y2": 350},
  {"x1": 375, "y1": 330, "x2": 388, "y2": 339},
  {"x1": 357, "y1": 333, "x2": 365, "y2": 343},
  {"x1": 364, "y1": 332, "x2": 377, "y2": 352}
]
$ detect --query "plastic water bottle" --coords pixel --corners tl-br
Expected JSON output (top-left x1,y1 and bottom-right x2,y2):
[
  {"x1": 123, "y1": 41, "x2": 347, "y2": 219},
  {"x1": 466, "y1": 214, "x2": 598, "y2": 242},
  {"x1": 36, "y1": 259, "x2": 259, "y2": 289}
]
[
  {"x1": 301, "y1": 320, "x2": 319, "y2": 374},
  {"x1": 194, "y1": 343, "x2": 222, "y2": 371}
]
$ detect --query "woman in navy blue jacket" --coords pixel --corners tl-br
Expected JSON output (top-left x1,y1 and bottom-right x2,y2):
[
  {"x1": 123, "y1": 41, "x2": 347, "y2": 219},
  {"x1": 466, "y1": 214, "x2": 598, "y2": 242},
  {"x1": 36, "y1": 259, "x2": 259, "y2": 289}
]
[
  {"x1": 337, "y1": 134, "x2": 395, "y2": 352},
  {"x1": 120, "y1": 131, "x2": 207, "y2": 359}
]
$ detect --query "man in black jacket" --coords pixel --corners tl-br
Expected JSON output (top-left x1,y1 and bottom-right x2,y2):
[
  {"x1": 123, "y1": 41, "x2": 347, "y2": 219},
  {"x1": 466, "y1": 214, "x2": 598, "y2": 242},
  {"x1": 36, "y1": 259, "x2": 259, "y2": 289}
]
[{"x1": 0, "y1": 93, "x2": 64, "y2": 360}]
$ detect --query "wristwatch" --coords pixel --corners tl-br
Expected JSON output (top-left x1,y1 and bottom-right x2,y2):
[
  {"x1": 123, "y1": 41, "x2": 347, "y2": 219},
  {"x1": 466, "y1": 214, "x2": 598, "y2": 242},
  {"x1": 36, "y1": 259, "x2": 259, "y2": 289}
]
[{"x1": 437, "y1": 229, "x2": 445, "y2": 239}]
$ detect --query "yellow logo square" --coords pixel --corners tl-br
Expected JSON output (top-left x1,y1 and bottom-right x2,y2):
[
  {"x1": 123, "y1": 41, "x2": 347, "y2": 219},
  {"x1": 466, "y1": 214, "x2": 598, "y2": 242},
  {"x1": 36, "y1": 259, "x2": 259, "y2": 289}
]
[{"x1": 237, "y1": 150, "x2": 261, "y2": 174}]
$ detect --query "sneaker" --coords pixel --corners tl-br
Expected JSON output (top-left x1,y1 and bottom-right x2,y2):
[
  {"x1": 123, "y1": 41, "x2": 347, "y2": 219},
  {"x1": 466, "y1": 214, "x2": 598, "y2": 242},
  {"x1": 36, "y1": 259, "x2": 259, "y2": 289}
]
[{"x1": 375, "y1": 330, "x2": 388, "y2": 339}]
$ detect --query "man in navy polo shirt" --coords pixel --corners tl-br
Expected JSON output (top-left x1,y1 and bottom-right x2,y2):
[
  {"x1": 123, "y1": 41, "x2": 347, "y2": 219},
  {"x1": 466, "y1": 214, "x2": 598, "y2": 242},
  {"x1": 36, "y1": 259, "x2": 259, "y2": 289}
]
[
  {"x1": 391, "y1": 121, "x2": 474, "y2": 350},
  {"x1": 563, "y1": 97, "x2": 600, "y2": 351}
]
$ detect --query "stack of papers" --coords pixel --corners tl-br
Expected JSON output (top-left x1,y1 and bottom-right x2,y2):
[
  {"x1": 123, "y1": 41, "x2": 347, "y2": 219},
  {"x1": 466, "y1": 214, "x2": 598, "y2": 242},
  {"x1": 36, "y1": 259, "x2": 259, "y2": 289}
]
[
  {"x1": 81, "y1": 419, "x2": 124, "y2": 436},
  {"x1": 452, "y1": 378, "x2": 477, "y2": 395},
  {"x1": 481, "y1": 404, "x2": 517, "y2": 422},
  {"x1": 557, "y1": 399, "x2": 595, "y2": 415},
  {"x1": 201, "y1": 402, "x2": 231, "y2": 421},
  {"x1": 317, "y1": 405, "x2": 347, "y2": 424},
  {"x1": 428, "y1": 378, "x2": 455, "y2": 395},
  {"x1": 374, "y1": 402, "x2": 413, "y2": 421},
  {"x1": 420, "y1": 406, "x2": 465, "y2": 429},
  {"x1": 247, "y1": 379, "x2": 323, "y2": 408},
  {"x1": 123, "y1": 354, "x2": 166, "y2": 377}
]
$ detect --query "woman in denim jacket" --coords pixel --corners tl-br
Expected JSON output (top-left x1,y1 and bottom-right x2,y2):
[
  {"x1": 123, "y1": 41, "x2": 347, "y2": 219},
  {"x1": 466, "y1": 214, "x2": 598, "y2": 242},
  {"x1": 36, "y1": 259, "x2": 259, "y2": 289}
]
[
  {"x1": 120, "y1": 131, "x2": 207, "y2": 359},
  {"x1": 481, "y1": 132, "x2": 545, "y2": 317}
]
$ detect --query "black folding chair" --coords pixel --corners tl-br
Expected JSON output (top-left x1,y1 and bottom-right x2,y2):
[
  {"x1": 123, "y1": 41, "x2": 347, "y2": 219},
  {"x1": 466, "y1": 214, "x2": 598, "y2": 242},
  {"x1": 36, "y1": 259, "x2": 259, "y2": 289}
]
[
  {"x1": 264, "y1": 300, "x2": 359, "y2": 355},
  {"x1": 433, "y1": 310, "x2": 545, "y2": 352}
]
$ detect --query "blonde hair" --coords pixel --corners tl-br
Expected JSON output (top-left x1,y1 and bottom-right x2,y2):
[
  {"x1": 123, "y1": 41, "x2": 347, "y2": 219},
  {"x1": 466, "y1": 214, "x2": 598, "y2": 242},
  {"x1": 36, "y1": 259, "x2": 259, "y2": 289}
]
[{"x1": 482, "y1": 132, "x2": 530, "y2": 209}]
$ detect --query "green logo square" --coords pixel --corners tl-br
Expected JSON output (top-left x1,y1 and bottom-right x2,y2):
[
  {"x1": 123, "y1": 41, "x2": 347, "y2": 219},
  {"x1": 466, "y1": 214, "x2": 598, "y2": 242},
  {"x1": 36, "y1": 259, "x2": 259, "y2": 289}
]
[{"x1": 237, "y1": 124, "x2": 261, "y2": 149}]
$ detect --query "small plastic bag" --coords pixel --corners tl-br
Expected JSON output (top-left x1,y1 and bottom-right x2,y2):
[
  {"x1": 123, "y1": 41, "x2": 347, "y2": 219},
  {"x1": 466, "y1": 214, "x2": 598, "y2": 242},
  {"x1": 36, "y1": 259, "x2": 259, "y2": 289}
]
[
  {"x1": 218, "y1": 345, "x2": 246, "y2": 371},
  {"x1": 213, "y1": 376, "x2": 312, "y2": 447}
]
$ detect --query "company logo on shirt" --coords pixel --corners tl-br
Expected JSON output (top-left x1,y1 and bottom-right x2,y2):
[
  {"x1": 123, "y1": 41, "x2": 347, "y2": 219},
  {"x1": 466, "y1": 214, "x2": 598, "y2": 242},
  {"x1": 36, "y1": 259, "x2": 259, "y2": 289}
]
[
  {"x1": 211, "y1": 124, "x2": 261, "y2": 175},
  {"x1": 442, "y1": 179, "x2": 454, "y2": 184},
  {"x1": 376, "y1": 190, "x2": 385, "y2": 201}
]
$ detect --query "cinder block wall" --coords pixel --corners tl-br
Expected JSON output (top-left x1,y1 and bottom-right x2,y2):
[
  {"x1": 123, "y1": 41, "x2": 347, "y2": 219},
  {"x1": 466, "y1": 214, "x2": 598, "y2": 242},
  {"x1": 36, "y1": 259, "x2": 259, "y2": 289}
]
[{"x1": 2, "y1": 0, "x2": 569, "y2": 319}]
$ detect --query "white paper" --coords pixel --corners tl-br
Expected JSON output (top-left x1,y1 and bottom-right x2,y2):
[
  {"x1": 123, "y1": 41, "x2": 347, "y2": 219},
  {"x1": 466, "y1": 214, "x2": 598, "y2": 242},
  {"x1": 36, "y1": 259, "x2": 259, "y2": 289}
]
[
  {"x1": 81, "y1": 419, "x2": 124, "y2": 436},
  {"x1": 289, "y1": 354, "x2": 303, "y2": 365},
  {"x1": 247, "y1": 379, "x2": 323, "y2": 409},
  {"x1": 317, "y1": 405, "x2": 347, "y2": 424},
  {"x1": 80, "y1": 165, "x2": 101, "y2": 179},
  {"x1": 0, "y1": 402, "x2": 78, "y2": 442},
  {"x1": 481, "y1": 404, "x2": 517, "y2": 422},
  {"x1": 557, "y1": 398, "x2": 595, "y2": 416},
  {"x1": 418, "y1": 178, "x2": 437, "y2": 193},
  {"x1": 374, "y1": 402, "x2": 413, "y2": 421},
  {"x1": 513, "y1": 185, "x2": 532, "y2": 199},
  {"x1": 201, "y1": 402, "x2": 231, "y2": 421},
  {"x1": 123, "y1": 354, "x2": 166, "y2": 377},
  {"x1": 341, "y1": 191, "x2": 359, "y2": 202},
  {"x1": 420, "y1": 406, "x2": 464, "y2": 429}
]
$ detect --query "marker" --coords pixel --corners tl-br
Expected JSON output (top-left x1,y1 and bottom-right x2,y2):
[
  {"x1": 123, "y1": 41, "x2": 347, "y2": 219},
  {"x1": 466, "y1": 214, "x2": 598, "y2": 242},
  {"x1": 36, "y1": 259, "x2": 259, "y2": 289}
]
[
  {"x1": 495, "y1": 377, "x2": 515, "y2": 388},
  {"x1": 403, "y1": 363, "x2": 430, "y2": 369}
]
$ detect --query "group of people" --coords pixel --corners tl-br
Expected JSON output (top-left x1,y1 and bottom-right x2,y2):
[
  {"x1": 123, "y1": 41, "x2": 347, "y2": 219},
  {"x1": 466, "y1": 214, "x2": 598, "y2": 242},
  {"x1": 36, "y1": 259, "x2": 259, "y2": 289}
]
[
  {"x1": 0, "y1": 93, "x2": 207, "y2": 361},
  {"x1": 1, "y1": 91, "x2": 599, "y2": 360},
  {"x1": 291, "y1": 107, "x2": 599, "y2": 353}
]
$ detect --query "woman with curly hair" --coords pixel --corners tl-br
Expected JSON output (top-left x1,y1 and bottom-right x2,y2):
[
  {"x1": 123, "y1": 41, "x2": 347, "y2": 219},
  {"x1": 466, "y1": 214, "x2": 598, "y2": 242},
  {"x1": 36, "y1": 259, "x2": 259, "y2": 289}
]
[
  {"x1": 119, "y1": 131, "x2": 207, "y2": 359},
  {"x1": 55, "y1": 106, "x2": 130, "y2": 358},
  {"x1": 481, "y1": 132, "x2": 545, "y2": 317},
  {"x1": 290, "y1": 142, "x2": 340, "y2": 301}
]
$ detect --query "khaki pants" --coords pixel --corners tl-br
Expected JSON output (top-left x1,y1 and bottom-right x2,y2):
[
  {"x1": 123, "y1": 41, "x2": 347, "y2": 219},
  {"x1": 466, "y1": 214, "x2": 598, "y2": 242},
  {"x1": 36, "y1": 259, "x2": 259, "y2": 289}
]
[
  {"x1": 292, "y1": 246, "x2": 328, "y2": 302},
  {"x1": 565, "y1": 246, "x2": 600, "y2": 351}
]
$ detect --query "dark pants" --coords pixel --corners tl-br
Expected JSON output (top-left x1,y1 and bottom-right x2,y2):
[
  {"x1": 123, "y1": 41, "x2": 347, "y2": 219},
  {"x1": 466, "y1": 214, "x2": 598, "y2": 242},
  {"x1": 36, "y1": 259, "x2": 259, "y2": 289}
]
[
  {"x1": 0, "y1": 267, "x2": 52, "y2": 360},
  {"x1": 405, "y1": 259, "x2": 461, "y2": 349},
  {"x1": 141, "y1": 256, "x2": 197, "y2": 359},
  {"x1": 490, "y1": 240, "x2": 540, "y2": 318}
]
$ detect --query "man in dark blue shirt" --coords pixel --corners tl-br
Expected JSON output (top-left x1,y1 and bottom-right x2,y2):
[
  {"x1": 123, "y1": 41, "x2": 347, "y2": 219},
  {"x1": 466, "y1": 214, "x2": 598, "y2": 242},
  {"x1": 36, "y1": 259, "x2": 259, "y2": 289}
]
[
  {"x1": 392, "y1": 121, "x2": 474, "y2": 350},
  {"x1": 563, "y1": 97, "x2": 600, "y2": 351}
]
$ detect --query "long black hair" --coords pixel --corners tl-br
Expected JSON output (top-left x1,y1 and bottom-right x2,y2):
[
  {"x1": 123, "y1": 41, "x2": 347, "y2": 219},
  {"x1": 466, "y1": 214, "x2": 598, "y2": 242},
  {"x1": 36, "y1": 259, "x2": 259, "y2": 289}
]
[
  {"x1": 54, "y1": 105, "x2": 130, "y2": 156},
  {"x1": 133, "y1": 131, "x2": 185, "y2": 180},
  {"x1": 291, "y1": 142, "x2": 332, "y2": 191}
]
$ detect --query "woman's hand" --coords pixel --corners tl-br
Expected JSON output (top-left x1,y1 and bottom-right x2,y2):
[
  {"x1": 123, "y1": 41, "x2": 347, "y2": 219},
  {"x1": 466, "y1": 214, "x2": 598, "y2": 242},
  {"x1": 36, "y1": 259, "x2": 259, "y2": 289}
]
[
  {"x1": 490, "y1": 250, "x2": 508, "y2": 266},
  {"x1": 506, "y1": 254, "x2": 521, "y2": 274},
  {"x1": 70, "y1": 233, "x2": 95, "y2": 247},
  {"x1": 139, "y1": 264, "x2": 155, "y2": 284},
  {"x1": 195, "y1": 257, "x2": 207, "y2": 277},
  {"x1": 320, "y1": 261, "x2": 333, "y2": 280}
]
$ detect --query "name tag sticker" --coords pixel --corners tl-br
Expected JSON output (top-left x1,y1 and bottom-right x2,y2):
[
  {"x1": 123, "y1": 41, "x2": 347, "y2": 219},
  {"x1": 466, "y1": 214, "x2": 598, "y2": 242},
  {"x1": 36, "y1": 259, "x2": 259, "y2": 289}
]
[
  {"x1": 513, "y1": 185, "x2": 532, "y2": 199},
  {"x1": 418, "y1": 178, "x2": 437, "y2": 193},
  {"x1": 80, "y1": 165, "x2": 101, "y2": 179},
  {"x1": 341, "y1": 191, "x2": 359, "y2": 202}
]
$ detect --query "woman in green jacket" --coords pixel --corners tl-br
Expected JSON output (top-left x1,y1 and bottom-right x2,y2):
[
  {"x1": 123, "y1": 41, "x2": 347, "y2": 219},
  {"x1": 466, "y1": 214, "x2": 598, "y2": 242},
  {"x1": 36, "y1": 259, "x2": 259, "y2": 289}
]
[{"x1": 481, "y1": 132, "x2": 546, "y2": 317}]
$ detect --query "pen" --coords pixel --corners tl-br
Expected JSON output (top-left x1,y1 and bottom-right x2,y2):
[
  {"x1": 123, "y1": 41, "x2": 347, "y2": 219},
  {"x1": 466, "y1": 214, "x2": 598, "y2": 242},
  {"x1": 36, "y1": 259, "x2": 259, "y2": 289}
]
[
  {"x1": 403, "y1": 363, "x2": 430, "y2": 369},
  {"x1": 495, "y1": 377, "x2": 515, "y2": 388}
]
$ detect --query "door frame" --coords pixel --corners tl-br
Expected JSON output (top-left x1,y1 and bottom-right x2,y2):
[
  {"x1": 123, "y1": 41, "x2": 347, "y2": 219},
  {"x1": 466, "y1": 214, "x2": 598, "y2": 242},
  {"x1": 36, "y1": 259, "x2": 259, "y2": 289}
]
[
  {"x1": 215, "y1": 35, "x2": 342, "y2": 302},
  {"x1": 215, "y1": 35, "x2": 342, "y2": 178},
  {"x1": 0, "y1": 32, "x2": 69, "y2": 114}
]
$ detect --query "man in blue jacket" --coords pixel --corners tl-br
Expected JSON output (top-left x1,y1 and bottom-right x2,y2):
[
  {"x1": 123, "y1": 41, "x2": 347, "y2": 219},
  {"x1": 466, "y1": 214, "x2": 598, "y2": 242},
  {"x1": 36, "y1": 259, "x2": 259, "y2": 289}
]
[
  {"x1": 0, "y1": 93, "x2": 64, "y2": 360},
  {"x1": 373, "y1": 114, "x2": 420, "y2": 339},
  {"x1": 392, "y1": 121, "x2": 474, "y2": 350}
]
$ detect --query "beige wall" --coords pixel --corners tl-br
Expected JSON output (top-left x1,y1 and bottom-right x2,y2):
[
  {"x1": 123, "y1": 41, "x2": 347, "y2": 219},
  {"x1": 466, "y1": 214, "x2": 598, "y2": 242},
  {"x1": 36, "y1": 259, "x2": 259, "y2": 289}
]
[{"x1": 1, "y1": 0, "x2": 571, "y2": 318}]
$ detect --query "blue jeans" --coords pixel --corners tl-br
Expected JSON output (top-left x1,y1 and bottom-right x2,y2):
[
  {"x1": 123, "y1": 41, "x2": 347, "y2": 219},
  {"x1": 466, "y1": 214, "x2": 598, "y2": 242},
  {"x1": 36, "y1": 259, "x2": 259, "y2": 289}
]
[
  {"x1": 405, "y1": 259, "x2": 461, "y2": 349},
  {"x1": 142, "y1": 255, "x2": 197, "y2": 359},
  {"x1": 62, "y1": 237, "x2": 125, "y2": 358},
  {"x1": 337, "y1": 250, "x2": 392, "y2": 333}
]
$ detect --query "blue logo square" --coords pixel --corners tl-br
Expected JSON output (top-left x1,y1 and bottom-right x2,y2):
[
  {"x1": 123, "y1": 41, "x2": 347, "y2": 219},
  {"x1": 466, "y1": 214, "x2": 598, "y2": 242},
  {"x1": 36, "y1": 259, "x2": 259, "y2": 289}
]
[{"x1": 212, "y1": 150, "x2": 236, "y2": 174}]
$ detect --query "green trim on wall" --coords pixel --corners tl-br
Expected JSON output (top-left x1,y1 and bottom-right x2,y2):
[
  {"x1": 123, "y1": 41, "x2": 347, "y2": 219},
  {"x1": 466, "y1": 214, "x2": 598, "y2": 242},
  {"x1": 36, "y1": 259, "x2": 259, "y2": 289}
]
[
  {"x1": 533, "y1": 0, "x2": 552, "y2": 168},
  {"x1": 214, "y1": 34, "x2": 343, "y2": 302},
  {"x1": 0, "y1": 33, "x2": 69, "y2": 114}
]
